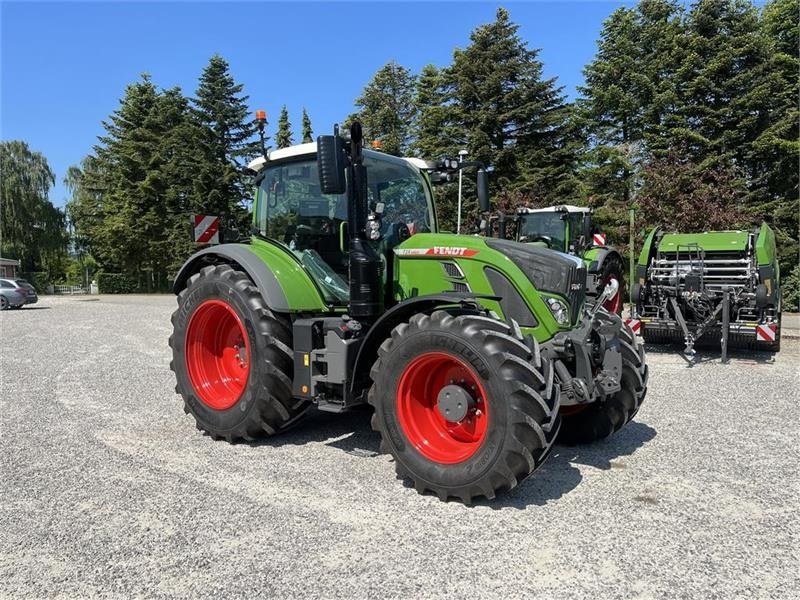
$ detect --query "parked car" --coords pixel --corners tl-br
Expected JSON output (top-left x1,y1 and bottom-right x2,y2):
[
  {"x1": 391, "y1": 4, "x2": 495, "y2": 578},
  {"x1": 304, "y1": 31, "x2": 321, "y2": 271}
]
[{"x1": 0, "y1": 278, "x2": 38, "y2": 309}]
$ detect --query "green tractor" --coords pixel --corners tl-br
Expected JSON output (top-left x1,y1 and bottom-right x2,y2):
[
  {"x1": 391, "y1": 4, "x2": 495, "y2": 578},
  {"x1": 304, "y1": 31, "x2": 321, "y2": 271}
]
[
  {"x1": 169, "y1": 121, "x2": 648, "y2": 502},
  {"x1": 514, "y1": 205, "x2": 626, "y2": 314},
  {"x1": 630, "y1": 224, "x2": 782, "y2": 359}
]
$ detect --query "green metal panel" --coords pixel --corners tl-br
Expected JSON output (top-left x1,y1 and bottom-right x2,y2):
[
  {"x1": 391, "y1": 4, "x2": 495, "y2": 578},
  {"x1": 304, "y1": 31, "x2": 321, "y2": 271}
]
[
  {"x1": 638, "y1": 229, "x2": 658, "y2": 266},
  {"x1": 581, "y1": 246, "x2": 603, "y2": 266},
  {"x1": 393, "y1": 233, "x2": 565, "y2": 341},
  {"x1": 658, "y1": 231, "x2": 749, "y2": 252},
  {"x1": 244, "y1": 239, "x2": 330, "y2": 312},
  {"x1": 755, "y1": 222, "x2": 777, "y2": 266}
]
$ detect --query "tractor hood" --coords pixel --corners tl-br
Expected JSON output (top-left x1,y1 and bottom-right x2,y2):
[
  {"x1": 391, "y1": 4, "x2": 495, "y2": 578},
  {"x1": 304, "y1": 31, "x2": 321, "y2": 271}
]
[{"x1": 658, "y1": 231, "x2": 749, "y2": 253}]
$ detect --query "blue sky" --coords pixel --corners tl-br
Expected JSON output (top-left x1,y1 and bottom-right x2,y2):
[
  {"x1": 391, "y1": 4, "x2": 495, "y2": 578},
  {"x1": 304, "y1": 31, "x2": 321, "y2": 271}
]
[{"x1": 2, "y1": 1, "x2": 636, "y2": 207}]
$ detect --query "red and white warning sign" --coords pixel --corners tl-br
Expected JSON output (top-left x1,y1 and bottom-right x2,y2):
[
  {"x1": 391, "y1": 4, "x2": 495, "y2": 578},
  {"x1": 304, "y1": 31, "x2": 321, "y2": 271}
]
[
  {"x1": 593, "y1": 232, "x2": 607, "y2": 246},
  {"x1": 193, "y1": 215, "x2": 220, "y2": 244},
  {"x1": 625, "y1": 318, "x2": 641, "y2": 335},
  {"x1": 755, "y1": 323, "x2": 777, "y2": 342}
]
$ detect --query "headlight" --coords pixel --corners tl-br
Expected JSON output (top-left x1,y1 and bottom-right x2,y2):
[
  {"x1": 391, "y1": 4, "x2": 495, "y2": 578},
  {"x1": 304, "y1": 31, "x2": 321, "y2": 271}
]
[{"x1": 546, "y1": 297, "x2": 570, "y2": 325}]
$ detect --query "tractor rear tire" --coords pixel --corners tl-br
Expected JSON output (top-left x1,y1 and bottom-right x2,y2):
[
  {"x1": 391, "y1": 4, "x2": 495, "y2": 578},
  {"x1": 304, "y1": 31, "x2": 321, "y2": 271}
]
[
  {"x1": 558, "y1": 320, "x2": 648, "y2": 445},
  {"x1": 368, "y1": 310, "x2": 560, "y2": 502},
  {"x1": 169, "y1": 264, "x2": 308, "y2": 442}
]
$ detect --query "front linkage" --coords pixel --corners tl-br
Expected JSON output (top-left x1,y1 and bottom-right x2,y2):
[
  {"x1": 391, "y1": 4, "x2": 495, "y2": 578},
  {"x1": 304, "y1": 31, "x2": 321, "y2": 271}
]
[{"x1": 544, "y1": 281, "x2": 648, "y2": 444}]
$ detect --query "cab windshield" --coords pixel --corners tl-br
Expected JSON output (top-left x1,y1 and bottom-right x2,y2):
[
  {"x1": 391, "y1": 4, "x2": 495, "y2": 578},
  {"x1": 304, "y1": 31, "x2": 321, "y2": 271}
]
[
  {"x1": 518, "y1": 213, "x2": 567, "y2": 250},
  {"x1": 255, "y1": 153, "x2": 433, "y2": 303}
]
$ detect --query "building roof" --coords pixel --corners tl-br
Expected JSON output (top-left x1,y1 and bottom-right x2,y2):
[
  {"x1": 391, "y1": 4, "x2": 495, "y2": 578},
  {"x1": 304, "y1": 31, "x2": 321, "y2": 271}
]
[{"x1": 0, "y1": 257, "x2": 20, "y2": 266}]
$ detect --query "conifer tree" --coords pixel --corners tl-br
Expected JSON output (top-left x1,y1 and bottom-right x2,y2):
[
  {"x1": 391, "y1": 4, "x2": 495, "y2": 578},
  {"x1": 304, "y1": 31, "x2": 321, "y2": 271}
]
[
  {"x1": 192, "y1": 55, "x2": 257, "y2": 228},
  {"x1": 350, "y1": 61, "x2": 417, "y2": 156},
  {"x1": 276, "y1": 105, "x2": 294, "y2": 148},
  {"x1": 447, "y1": 8, "x2": 577, "y2": 203},
  {"x1": 301, "y1": 108, "x2": 313, "y2": 143}
]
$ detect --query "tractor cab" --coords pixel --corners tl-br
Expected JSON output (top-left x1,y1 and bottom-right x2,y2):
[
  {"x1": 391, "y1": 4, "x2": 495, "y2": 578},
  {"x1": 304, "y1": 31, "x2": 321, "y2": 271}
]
[
  {"x1": 248, "y1": 143, "x2": 436, "y2": 307},
  {"x1": 516, "y1": 205, "x2": 595, "y2": 254}
]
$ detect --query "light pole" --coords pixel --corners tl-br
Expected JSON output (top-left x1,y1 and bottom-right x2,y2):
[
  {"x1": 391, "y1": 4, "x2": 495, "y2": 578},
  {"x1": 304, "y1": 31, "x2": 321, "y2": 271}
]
[{"x1": 456, "y1": 149, "x2": 468, "y2": 234}]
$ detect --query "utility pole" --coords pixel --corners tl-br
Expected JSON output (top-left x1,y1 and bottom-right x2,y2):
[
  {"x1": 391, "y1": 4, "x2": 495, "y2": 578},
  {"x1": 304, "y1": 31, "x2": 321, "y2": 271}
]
[{"x1": 456, "y1": 149, "x2": 468, "y2": 234}]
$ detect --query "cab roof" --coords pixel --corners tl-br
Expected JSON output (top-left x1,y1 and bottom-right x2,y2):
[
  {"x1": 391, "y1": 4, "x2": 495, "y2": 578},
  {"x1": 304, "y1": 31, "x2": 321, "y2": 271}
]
[
  {"x1": 516, "y1": 204, "x2": 592, "y2": 215},
  {"x1": 246, "y1": 143, "x2": 425, "y2": 174}
]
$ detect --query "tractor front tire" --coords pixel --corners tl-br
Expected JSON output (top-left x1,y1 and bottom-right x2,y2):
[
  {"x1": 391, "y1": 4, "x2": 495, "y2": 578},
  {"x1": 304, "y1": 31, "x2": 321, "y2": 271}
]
[
  {"x1": 558, "y1": 320, "x2": 648, "y2": 445},
  {"x1": 169, "y1": 264, "x2": 308, "y2": 442},
  {"x1": 368, "y1": 311, "x2": 560, "y2": 502}
]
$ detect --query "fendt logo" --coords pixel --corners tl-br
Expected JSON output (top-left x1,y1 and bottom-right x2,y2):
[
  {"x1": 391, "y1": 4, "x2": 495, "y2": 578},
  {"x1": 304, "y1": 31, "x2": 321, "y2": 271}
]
[
  {"x1": 395, "y1": 247, "x2": 479, "y2": 258},
  {"x1": 431, "y1": 247, "x2": 478, "y2": 257}
]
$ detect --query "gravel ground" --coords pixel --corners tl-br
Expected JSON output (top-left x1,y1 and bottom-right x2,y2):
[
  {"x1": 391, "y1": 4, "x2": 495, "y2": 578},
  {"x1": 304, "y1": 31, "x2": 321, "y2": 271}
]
[{"x1": 2, "y1": 295, "x2": 798, "y2": 599}]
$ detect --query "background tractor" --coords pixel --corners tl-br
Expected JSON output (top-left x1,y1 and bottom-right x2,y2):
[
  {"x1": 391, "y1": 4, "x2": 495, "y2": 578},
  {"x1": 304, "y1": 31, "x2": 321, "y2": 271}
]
[
  {"x1": 630, "y1": 224, "x2": 781, "y2": 360},
  {"x1": 513, "y1": 205, "x2": 625, "y2": 314},
  {"x1": 515, "y1": 204, "x2": 625, "y2": 314},
  {"x1": 169, "y1": 120, "x2": 648, "y2": 502}
]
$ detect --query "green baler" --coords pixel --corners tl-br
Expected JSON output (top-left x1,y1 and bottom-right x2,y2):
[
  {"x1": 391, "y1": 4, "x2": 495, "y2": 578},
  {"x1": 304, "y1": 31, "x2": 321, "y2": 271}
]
[
  {"x1": 169, "y1": 121, "x2": 648, "y2": 502},
  {"x1": 630, "y1": 224, "x2": 781, "y2": 358}
]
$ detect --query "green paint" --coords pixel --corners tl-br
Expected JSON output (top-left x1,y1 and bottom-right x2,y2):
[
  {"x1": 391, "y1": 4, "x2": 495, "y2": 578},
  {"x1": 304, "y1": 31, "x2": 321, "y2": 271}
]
[
  {"x1": 243, "y1": 239, "x2": 330, "y2": 311},
  {"x1": 755, "y1": 222, "x2": 777, "y2": 266},
  {"x1": 394, "y1": 233, "x2": 566, "y2": 341},
  {"x1": 638, "y1": 229, "x2": 658, "y2": 266},
  {"x1": 658, "y1": 231, "x2": 749, "y2": 253}
]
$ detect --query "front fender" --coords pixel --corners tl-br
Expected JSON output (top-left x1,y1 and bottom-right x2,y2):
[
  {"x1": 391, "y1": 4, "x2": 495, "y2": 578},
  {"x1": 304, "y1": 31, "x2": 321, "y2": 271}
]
[
  {"x1": 349, "y1": 293, "x2": 492, "y2": 397},
  {"x1": 583, "y1": 246, "x2": 620, "y2": 274}
]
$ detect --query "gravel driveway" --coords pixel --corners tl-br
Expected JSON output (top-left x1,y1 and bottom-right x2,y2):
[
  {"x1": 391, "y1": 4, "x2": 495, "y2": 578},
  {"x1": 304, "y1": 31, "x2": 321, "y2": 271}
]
[{"x1": 2, "y1": 295, "x2": 798, "y2": 598}]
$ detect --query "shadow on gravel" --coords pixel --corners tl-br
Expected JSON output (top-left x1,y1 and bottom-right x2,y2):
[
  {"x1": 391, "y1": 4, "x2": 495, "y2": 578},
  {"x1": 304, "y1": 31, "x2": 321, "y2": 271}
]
[
  {"x1": 2, "y1": 306, "x2": 51, "y2": 311},
  {"x1": 556, "y1": 421, "x2": 657, "y2": 470},
  {"x1": 475, "y1": 421, "x2": 658, "y2": 510},
  {"x1": 244, "y1": 408, "x2": 657, "y2": 510},
  {"x1": 643, "y1": 343, "x2": 777, "y2": 365},
  {"x1": 246, "y1": 407, "x2": 380, "y2": 454}
]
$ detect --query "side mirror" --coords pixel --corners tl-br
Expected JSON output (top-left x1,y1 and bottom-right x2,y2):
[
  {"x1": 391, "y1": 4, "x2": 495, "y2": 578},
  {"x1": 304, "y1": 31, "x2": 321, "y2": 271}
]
[
  {"x1": 477, "y1": 168, "x2": 490, "y2": 212},
  {"x1": 317, "y1": 134, "x2": 346, "y2": 194}
]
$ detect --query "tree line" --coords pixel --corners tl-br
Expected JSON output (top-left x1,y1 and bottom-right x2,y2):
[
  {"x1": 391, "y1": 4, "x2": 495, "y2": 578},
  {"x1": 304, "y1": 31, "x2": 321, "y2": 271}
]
[
  {"x1": 1, "y1": 0, "x2": 797, "y2": 301},
  {"x1": 348, "y1": 0, "x2": 798, "y2": 302}
]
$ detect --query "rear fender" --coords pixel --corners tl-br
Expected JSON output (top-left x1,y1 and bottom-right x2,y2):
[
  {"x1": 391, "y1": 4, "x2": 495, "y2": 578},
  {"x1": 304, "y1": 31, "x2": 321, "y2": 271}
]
[{"x1": 172, "y1": 243, "x2": 326, "y2": 312}]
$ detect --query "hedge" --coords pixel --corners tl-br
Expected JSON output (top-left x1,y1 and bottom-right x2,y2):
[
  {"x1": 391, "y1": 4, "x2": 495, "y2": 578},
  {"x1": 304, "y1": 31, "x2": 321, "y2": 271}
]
[
  {"x1": 96, "y1": 272, "x2": 138, "y2": 294},
  {"x1": 20, "y1": 272, "x2": 50, "y2": 292}
]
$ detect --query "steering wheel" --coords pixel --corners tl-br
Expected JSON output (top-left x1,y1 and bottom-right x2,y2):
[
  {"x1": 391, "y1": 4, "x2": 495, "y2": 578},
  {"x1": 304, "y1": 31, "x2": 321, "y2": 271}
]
[{"x1": 521, "y1": 234, "x2": 553, "y2": 247}]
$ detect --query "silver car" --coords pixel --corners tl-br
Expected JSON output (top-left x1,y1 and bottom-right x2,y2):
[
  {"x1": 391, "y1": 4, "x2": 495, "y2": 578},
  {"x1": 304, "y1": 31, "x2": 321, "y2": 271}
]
[{"x1": 0, "y1": 278, "x2": 38, "y2": 310}]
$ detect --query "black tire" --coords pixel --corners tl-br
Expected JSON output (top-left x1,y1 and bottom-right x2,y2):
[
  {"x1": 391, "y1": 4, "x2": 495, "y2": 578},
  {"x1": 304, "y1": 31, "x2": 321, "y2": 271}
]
[
  {"x1": 559, "y1": 320, "x2": 648, "y2": 445},
  {"x1": 368, "y1": 310, "x2": 560, "y2": 502},
  {"x1": 598, "y1": 253, "x2": 625, "y2": 315},
  {"x1": 0, "y1": 296, "x2": 8, "y2": 310},
  {"x1": 169, "y1": 264, "x2": 309, "y2": 442}
]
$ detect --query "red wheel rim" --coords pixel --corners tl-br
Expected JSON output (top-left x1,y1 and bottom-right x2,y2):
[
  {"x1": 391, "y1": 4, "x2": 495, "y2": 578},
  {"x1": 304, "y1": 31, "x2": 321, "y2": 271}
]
[
  {"x1": 602, "y1": 275, "x2": 622, "y2": 314},
  {"x1": 396, "y1": 352, "x2": 489, "y2": 464},
  {"x1": 185, "y1": 299, "x2": 250, "y2": 410}
]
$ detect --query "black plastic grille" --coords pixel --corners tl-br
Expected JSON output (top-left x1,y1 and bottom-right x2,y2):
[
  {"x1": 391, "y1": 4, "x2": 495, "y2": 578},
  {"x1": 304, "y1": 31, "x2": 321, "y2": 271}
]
[{"x1": 442, "y1": 262, "x2": 464, "y2": 279}]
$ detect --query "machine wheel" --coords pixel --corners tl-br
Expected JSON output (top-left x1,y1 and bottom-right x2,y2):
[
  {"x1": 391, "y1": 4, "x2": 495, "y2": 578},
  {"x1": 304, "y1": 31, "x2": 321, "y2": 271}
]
[
  {"x1": 558, "y1": 320, "x2": 648, "y2": 445},
  {"x1": 169, "y1": 264, "x2": 309, "y2": 442},
  {"x1": 368, "y1": 310, "x2": 560, "y2": 502},
  {"x1": 0, "y1": 296, "x2": 8, "y2": 310},
  {"x1": 599, "y1": 254, "x2": 625, "y2": 314}
]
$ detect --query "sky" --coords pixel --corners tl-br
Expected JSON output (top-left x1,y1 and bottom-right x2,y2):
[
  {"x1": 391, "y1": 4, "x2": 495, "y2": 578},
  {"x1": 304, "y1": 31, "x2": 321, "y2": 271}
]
[{"x1": 1, "y1": 0, "x2": 637, "y2": 207}]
